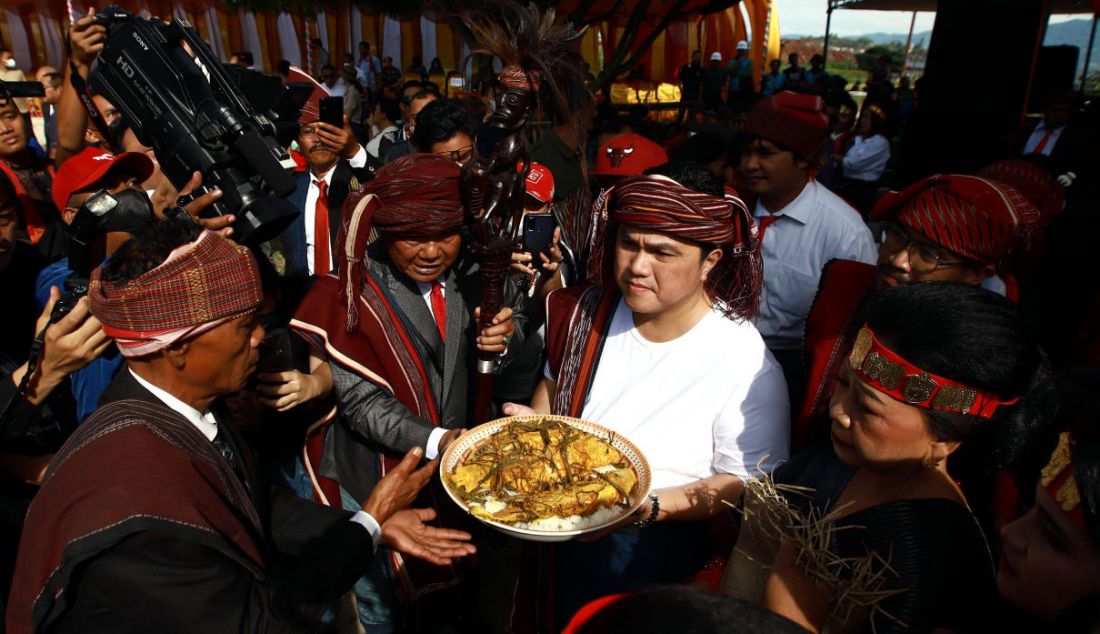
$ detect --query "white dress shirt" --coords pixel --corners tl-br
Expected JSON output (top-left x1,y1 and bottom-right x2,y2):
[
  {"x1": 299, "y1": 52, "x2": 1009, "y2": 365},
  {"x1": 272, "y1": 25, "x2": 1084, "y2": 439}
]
[
  {"x1": 413, "y1": 280, "x2": 450, "y2": 460},
  {"x1": 365, "y1": 124, "x2": 399, "y2": 159},
  {"x1": 129, "y1": 369, "x2": 382, "y2": 547},
  {"x1": 842, "y1": 134, "x2": 891, "y2": 182},
  {"x1": 303, "y1": 147, "x2": 368, "y2": 275},
  {"x1": 357, "y1": 55, "x2": 381, "y2": 90},
  {"x1": 1022, "y1": 120, "x2": 1065, "y2": 156},
  {"x1": 324, "y1": 78, "x2": 348, "y2": 97},
  {"x1": 754, "y1": 180, "x2": 877, "y2": 351}
]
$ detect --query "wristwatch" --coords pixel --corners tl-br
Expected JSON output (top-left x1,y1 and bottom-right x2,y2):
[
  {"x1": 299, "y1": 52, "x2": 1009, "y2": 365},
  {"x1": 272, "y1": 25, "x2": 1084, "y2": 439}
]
[{"x1": 634, "y1": 492, "x2": 660, "y2": 528}]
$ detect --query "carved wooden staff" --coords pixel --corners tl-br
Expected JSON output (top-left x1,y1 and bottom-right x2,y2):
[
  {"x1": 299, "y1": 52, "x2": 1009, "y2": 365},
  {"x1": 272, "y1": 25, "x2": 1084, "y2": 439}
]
[{"x1": 461, "y1": 66, "x2": 539, "y2": 424}]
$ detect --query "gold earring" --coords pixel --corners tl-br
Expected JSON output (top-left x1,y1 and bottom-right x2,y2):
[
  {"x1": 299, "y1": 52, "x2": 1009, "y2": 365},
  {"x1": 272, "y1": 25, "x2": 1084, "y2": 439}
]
[{"x1": 921, "y1": 456, "x2": 939, "y2": 469}]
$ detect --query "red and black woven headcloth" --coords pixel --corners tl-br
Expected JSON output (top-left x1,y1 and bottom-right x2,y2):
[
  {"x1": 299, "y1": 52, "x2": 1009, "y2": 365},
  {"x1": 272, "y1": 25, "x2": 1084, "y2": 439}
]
[
  {"x1": 335, "y1": 153, "x2": 463, "y2": 332},
  {"x1": 588, "y1": 175, "x2": 763, "y2": 321}
]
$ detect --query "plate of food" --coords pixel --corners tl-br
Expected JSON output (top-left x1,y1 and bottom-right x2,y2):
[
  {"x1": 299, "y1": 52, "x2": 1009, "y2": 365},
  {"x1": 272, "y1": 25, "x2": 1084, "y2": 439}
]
[{"x1": 440, "y1": 415, "x2": 651, "y2": 542}]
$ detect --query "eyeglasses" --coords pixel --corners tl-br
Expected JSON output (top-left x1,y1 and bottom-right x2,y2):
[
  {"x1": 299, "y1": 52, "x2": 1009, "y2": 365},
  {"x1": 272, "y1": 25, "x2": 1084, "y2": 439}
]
[
  {"x1": 879, "y1": 222, "x2": 970, "y2": 274},
  {"x1": 435, "y1": 145, "x2": 474, "y2": 163}
]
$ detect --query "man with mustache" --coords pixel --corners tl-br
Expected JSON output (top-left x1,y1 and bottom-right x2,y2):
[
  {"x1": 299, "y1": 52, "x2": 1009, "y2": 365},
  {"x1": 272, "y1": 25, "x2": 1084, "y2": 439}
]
[
  {"x1": 793, "y1": 173, "x2": 1041, "y2": 450},
  {"x1": 282, "y1": 85, "x2": 373, "y2": 278}
]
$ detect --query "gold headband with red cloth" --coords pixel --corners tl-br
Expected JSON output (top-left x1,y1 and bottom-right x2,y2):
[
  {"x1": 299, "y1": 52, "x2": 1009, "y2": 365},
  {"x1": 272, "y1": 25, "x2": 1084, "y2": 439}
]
[
  {"x1": 849, "y1": 325, "x2": 1020, "y2": 419},
  {"x1": 1040, "y1": 432, "x2": 1086, "y2": 527}
]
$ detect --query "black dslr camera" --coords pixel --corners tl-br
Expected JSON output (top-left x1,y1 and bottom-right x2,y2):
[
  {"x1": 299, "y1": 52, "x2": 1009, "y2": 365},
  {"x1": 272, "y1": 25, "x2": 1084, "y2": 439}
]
[
  {"x1": 49, "y1": 189, "x2": 119, "y2": 323},
  {"x1": 90, "y1": 7, "x2": 299, "y2": 245}
]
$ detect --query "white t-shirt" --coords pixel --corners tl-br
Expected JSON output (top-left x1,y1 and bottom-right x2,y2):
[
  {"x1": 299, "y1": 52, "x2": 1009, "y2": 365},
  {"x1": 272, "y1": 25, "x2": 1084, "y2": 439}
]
[{"x1": 552, "y1": 299, "x2": 790, "y2": 490}]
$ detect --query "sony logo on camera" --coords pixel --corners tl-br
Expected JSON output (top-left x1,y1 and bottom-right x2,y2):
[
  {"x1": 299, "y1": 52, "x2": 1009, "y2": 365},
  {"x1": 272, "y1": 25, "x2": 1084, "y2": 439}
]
[{"x1": 129, "y1": 31, "x2": 149, "y2": 52}]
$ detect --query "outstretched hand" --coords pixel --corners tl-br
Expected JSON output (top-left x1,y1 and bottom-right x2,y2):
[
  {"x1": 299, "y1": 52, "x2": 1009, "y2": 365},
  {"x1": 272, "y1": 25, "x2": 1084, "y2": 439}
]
[
  {"x1": 360, "y1": 446, "x2": 436, "y2": 525},
  {"x1": 381, "y1": 508, "x2": 476, "y2": 566}
]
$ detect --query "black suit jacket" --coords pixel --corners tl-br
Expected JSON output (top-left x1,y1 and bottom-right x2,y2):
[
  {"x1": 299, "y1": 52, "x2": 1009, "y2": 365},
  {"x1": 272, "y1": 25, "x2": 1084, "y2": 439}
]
[
  {"x1": 282, "y1": 162, "x2": 360, "y2": 278},
  {"x1": 323, "y1": 249, "x2": 532, "y2": 501},
  {"x1": 48, "y1": 370, "x2": 374, "y2": 634}
]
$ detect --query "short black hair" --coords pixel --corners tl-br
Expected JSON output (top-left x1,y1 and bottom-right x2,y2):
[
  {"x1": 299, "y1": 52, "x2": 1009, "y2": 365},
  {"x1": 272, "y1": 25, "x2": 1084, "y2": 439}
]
[
  {"x1": 235, "y1": 51, "x2": 253, "y2": 66},
  {"x1": 41, "y1": 72, "x2": 63, "y2": 89},
  {"x1": 376, "y1": 97, "x2": 400, "y2": 124},
  {"x1": 276, "y1": 59, "x2": 291, "y2": 75},
  {"x1": 866, "y1": 282, "x2": 1057, "y2": 479},
  {"x1": 310, "y1": 38, "x2": 322, "y2": 46},
  {"x1": 409, "y1": 89, "x2": 435, "y2": 105},
  {"x1": 574, "y1": 586, "x2": 809, "y2": 634},
  {"x1": 321, "y1": 64, "x2": 336, "y2": 74},
  {"x1": 102, "y1": 219, "x2": 202, "y2": 285},
  {"x1": 670, "y1": 133, "x2": 730, "y2": 167},
  {"x1": 411, "y1": 98, "x2": 471, "y2": 151},
  {"x1": 644, "y1": 161, "x2": 725, "y2": 197}
]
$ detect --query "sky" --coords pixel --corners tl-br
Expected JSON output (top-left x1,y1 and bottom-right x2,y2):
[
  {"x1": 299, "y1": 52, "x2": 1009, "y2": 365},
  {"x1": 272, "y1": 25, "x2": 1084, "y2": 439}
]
[{"x1": 776, "y1": 0, "x2": 1084, "y2": 38}]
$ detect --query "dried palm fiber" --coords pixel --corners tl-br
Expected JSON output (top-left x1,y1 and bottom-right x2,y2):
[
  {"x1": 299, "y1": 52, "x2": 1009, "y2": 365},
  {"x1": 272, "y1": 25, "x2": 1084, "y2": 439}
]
[{"x1": 729, "y1": 461, "x2": 908, "y2": 632}]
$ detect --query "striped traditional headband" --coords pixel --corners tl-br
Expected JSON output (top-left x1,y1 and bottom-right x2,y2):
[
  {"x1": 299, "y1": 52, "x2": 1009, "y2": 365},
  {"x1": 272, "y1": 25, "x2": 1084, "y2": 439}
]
[{"x1": 849, "y1": 325, "x2": 1020, "y2": 419}]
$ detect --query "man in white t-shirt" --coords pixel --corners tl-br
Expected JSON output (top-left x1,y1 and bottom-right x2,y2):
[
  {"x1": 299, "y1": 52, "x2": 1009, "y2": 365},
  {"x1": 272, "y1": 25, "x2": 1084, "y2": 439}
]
[
  {"x1": 505, "y1": 164, "x2": 789, "y2": 627},
  {"x1": 739, "y1": 92, "x2": 877, "y2": 399}
]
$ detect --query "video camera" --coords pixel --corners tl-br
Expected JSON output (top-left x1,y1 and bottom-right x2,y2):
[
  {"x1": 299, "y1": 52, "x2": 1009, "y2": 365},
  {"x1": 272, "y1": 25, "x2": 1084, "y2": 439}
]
[
  {"x1": 89, "y1": 7, "x2": 299, "y2": 245},
  {"x1": 0, "y1": 80, "x2": 45, "y2": 104}
]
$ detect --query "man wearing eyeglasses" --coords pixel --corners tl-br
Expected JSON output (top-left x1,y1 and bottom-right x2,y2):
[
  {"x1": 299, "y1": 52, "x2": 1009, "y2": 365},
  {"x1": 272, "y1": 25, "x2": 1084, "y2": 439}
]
[
  {"x1": 793, "y1": 174, "x2": 1041, "y2": 450},
  {"x1": 410, "y1": 98, "x2": 474, "y2": 166}
]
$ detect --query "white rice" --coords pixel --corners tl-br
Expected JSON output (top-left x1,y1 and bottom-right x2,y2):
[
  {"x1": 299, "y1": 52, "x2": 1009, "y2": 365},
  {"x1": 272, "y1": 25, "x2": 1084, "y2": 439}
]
[{"x1": 471, "y1": 499, "x2": 627, "y2": 532}]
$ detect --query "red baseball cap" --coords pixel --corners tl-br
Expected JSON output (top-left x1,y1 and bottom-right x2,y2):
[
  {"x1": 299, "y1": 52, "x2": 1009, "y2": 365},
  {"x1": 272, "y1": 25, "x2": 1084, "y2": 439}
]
[
  {"x1": 592, "y1": 133, "x2": 668, "y2": 177},
  {"x1": 52, "y1": 147, "x2": 154, "y2": 212},
  {"x1": 525, "y1": 162, "x2": 555, "y2": 203}
]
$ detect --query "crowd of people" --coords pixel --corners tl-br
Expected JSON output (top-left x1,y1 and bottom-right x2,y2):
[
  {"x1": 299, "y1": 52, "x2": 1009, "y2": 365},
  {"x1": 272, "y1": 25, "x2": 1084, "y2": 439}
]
[{"x1": 0, "y1": 7, "x2": 1097, "y2": 634}]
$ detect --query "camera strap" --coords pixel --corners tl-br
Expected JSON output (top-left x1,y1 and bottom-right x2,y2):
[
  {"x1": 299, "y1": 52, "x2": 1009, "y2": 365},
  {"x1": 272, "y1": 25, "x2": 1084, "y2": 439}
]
[
  {"x1": 16, "y1": 323, "x2": 48, "y2": 398},
  {"x1": 68, "y1": 61, "x2": 115, "y2": 149}
]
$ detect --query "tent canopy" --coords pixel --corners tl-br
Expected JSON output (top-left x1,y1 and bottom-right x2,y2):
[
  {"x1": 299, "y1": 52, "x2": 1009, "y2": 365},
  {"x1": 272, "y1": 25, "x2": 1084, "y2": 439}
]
[{"x1": 831, "y1": 0, "x2": 1094, "y2": 12}]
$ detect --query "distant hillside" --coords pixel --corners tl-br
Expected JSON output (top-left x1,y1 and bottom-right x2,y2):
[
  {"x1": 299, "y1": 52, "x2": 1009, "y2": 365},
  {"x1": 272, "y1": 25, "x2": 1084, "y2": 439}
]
[{"x1": 787, "y1": 19, "x2": 1097, "y2": 75}]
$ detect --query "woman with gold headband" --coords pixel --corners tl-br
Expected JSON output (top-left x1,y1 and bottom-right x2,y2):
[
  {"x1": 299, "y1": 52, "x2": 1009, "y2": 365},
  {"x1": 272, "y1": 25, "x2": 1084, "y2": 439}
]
[
  {"x1": 994, "y1": 368, "x2": 1100, "y2": 632},
  {"x1": 721, "y1": 282, "x2": 1056, "y2": 633}
]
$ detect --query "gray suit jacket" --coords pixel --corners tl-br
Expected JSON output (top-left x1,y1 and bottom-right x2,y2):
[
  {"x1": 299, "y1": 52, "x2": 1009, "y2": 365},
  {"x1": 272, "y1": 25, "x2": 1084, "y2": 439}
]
[{"x1": 321, "y1": 252, "x2": 532, "y2": 502}]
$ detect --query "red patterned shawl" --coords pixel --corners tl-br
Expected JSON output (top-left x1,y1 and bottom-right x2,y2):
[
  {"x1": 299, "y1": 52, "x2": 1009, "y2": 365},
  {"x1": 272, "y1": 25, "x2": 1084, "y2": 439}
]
[
  {"x1": 289, "y1": 273, "x2": 460, "y2": 602},
  {"x1": 545, "y1": 284, "x2": 619, "y2": 417},
  {"x1": 6, "y1": 399, "x2": 264, "y2": 634}
]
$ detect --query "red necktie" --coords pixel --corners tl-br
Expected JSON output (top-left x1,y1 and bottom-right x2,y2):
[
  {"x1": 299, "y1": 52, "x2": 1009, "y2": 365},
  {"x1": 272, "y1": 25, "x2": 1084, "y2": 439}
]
[
  {"x1": 430, "y1": 281, "x2": 446, "y2": 342},
  {"x1": 1032, "y1": 128, "x2": 1053, "y2": 154},
  {"x1": 313, "y1": 180, "x2": 331, "y2": 276},
  {"x1": 756, "y1": 214, "x2": 779, "y2": 244}
]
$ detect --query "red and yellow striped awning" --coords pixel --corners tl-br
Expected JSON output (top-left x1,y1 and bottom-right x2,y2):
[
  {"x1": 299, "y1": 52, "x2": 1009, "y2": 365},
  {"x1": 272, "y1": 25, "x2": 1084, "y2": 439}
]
[{"x1": 2, "y1": 1, "x2": 780, "y2": 85}]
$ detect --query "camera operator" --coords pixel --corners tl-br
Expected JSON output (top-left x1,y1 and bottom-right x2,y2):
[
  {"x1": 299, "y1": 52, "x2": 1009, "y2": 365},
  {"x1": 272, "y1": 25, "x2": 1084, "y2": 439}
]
[
  {"x1": 282, "y1": 84, "x2": 373, "y2": 278},
  {"x1": 0, "y1": 176, "x2": 104, "y2": 602},
  {"x1": 33, "y1": 147, "x2": 154, "y2": 421},
  {"x1": 0, "y1": 82, "x2": 61, "y2": 261},
  {"x1": 33, "y1": 147, "x2": 231, "y2": 421}
]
